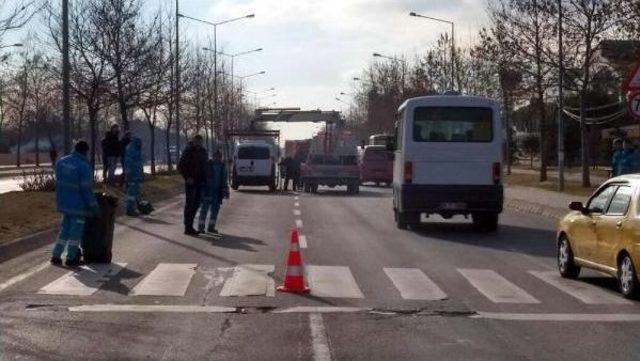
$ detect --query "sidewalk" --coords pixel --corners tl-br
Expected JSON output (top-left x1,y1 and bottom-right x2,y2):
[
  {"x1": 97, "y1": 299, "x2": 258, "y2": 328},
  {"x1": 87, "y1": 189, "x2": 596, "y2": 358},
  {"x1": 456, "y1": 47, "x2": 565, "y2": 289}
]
[
  {"x1": 505, "y1": 185, "x2": 586, "y2": 220},
  {"x1": 510, "y1": 167, "x2": 608, "y2": 184}
]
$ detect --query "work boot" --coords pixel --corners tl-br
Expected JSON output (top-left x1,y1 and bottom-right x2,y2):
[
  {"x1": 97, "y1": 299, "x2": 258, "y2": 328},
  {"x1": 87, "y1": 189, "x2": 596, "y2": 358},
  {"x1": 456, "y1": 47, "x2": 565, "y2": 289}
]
[
  {"x1": 50, "y1": 257, "x2": 62, "y2": 266},
  {"x1": 65, "y1": 257, "x2": 84, "y2": 268},
  {"x1": 127, "y1": 209, "x2": 140, "y2": 217},
  {"x1": 184, "y1": 227, "x2": 200, "y2": 236},
  {"x1": 207, "y1": 225, "x2": 217, "y2": 234}
]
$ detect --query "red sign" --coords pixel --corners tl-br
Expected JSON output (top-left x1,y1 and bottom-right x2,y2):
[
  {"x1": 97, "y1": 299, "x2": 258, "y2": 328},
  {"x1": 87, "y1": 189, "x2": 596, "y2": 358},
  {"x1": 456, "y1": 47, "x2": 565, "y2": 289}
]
[
  {"x1": 623, "y1": 60, "x2": 640, "y2": 92},
  {"x1": 628, "y1": 91, "x2": 640, "y2": 120}
]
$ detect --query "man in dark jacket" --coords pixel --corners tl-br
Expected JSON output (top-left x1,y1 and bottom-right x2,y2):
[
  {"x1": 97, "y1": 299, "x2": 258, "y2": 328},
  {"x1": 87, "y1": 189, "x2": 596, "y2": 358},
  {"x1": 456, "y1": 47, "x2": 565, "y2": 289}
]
[
  {"x1": 101, "y1": 124, "x2": 120, "y2": 185},
  {"x1": 178, "y1": 135, "x2": 208, "y2": 235}
]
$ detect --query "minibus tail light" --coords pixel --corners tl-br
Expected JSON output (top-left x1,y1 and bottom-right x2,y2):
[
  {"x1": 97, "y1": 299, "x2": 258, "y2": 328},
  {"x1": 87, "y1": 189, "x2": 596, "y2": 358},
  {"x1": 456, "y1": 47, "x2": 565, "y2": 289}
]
[
  {"x1": 493, "y1": 162, "x2": 501, "y2": 184},
  {"x1": 404, "y1": 161, "x2": 413, "y2": 184}
]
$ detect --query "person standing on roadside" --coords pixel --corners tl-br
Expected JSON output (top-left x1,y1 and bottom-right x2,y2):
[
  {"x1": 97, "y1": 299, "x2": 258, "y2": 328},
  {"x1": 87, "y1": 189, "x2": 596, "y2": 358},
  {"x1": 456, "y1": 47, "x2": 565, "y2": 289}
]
[
  {"x1": 101, "y1": 124, "x2": 120, "y2": 185},
  {"x1": 618, "y1": 139, "x2": 638, "y2": 176},
  {"x1": 198, "y1": 150, "x2": 230, "y2": 234},
  {"x1": 178, "y1": 135, "x2": 208, "y2": 235},
  {"x1": 51, "y1": 140, "x2": 99, "y2": 267},
  {"x1": 119, "y1": 131, "x2": 132, "y2": 186},
  {"x1": 124, "y1": 137, "x2": 144, "y2": 217},
  {"x1": 611, "y1": 138, "x2": 623, "y2": 177}
]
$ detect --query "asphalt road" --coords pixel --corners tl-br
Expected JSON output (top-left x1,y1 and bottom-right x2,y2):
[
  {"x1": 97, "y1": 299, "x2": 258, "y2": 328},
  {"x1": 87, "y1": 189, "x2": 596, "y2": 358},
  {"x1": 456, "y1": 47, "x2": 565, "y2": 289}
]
[{"x1": 2, "y1": 185, "x2": 640, "y2": 360}]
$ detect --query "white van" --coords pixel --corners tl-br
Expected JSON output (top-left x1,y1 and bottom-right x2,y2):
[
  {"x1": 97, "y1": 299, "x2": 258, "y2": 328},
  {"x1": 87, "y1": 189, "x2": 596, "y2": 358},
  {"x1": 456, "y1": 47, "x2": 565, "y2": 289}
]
[
  {"x1": 391, "y1": 95, "x2": 503, "y2": 231},
  {"x1": 232, "y1": 141, "x2": 277, "y2": 191}
]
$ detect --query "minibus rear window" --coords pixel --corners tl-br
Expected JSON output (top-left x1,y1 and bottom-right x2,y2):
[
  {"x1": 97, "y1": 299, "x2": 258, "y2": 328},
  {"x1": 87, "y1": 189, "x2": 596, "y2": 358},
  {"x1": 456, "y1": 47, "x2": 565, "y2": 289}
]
[
  {"x1": 413, "y1": 107, "x2": 493, "y2": 142},
  {"x1": 238, "y1": 146, "x2": 270, "y2": 159}
]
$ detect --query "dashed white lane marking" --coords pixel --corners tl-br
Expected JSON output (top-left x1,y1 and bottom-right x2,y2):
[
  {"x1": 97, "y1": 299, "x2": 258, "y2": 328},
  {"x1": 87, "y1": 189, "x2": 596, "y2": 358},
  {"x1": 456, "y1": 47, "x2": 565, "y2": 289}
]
[
  {"x1": 131, "y1": 263, "x2": 197, "y2": 296},
  {"x1": 295, "y1": 219, "x2": 303, "y2": 228},
  {"x1": 458, "y1": 269, "x2": 539, "y2": 304},
  {"x1": 309, "y1": 313, "x2": 333, "y2": 361},
  {"x1": 294, "y1": 202, "x2": 300, "y2": 207},
  {"x1": 529, "y1": 271, "x2": 631, "y2": 304},
  {"x1": 299, "y1": 235, "x2": 308, "y2": 249},
  {"x1": 69, "y1": 305, "x2": 236, "y2": 313},
  {"x1": 220, "y1": 264, "x2": 275, "y2": 297},
  {"x1": 39, "y1": 263, "x2": 127, "y2": 296},
  {"x1": 0, "y1": 262, "x2": 49, "y2": 293},
  {"x1": 473, "y1": 312, "x2": 640, "y2": 322},
  {"x1": 294, "y1": 196, "x2": 299, "y2": 201},
  {"x1": 293, "y1": 209, "x2": 301, "y2": 216},
  {"x1": 384, "y1": 268, "x2": 447, "y2": 300},
  {"x1": 307, "y1": 265, "x2": 364, "y2": 298}
]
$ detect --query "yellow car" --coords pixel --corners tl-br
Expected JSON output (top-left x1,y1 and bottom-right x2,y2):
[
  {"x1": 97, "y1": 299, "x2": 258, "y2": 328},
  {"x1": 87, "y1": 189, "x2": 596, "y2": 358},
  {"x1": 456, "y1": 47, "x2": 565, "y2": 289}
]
[{"x1": 557, "y1": 175, "x2": 640, "y2": 299}]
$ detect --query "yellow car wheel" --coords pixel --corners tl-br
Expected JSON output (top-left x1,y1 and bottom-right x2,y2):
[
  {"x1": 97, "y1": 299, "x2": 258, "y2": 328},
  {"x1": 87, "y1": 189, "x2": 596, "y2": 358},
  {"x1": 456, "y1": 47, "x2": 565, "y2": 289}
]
[
  {"x1": 618, "y1": 254, "x2": 639, "y2": 299},
  {"x1": 558, "y1": 236, "x2": 580, "y2": 279}
]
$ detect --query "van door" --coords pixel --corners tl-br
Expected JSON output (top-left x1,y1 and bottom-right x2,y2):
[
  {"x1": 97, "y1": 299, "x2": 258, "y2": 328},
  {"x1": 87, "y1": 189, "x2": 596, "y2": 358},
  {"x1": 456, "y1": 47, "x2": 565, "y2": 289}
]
[
  {"x1": 407, "y1": 106, "x2": 499, "y2": 186},
  {"x1": 236, "y1": 146, "x2": 272, "y2": 177}
]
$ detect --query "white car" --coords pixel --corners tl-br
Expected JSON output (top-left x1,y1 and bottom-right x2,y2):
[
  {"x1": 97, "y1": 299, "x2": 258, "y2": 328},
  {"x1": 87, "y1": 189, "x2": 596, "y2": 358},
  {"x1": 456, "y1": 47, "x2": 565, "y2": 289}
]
[
  {"x1": 232, "y1": 142, "x2": 277, "y2": 191},
  {"x1": 391, "y1": 95, "x2": 504, "y2": 231}
]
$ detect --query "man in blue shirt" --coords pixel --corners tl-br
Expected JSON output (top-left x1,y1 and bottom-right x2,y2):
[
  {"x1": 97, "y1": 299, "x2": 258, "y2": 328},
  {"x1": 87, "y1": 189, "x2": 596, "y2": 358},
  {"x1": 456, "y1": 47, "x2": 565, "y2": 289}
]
[
  {"x1": 611, "y1": 138, "x2": 623, "y2": 177},
  {"x1": 52, "y1": 141, "x2": 99, "y2": 267},
  {"x1": 198, "y1": 150, "x2": 229, "y2": 234}
]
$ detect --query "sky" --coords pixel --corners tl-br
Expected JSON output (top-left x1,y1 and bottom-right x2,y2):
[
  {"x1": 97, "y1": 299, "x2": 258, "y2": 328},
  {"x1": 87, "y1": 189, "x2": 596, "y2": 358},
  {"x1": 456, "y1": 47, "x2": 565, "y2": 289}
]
[{"x1": 2, "y1": 0, "x2": 491, "y2": 141}]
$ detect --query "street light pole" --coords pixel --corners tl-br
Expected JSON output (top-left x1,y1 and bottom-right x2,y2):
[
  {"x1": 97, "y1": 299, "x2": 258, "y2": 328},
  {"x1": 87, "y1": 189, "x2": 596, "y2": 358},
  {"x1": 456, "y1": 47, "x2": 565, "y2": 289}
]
[
  {"x1": 62, "y1": 0, "x2": 71, "y2": 154},
  {"x1": 409, "y1": 12, "x2": 456, "y2": 91},
  {"x1": 373, "y1": 52, "x2": 406, "y2": 97},
  {"x1": 557, "y1": 0, "x2": 565, "y2": 191},
  {"x1": 175, "y1": 0, "x2": 181, "y2": 156},
  {"x1": 180, "y1": 13, "x2": 255, "y2": 145}
]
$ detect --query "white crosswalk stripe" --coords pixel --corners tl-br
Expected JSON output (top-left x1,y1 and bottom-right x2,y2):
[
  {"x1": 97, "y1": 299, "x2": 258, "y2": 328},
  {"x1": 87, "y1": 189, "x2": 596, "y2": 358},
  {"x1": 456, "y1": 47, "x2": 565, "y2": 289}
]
[
  {"x1": 529, "y1": 271, "x2": 631, "y2": 304},
  {"x1": 307, "y1": 265, "x2": 364, "y2": 298},
  {"x1": 130, "y1": 263, "x2": 197, "y2": 296},
  {"x1": 384, "y1": 268, "x2": 447, "y2": 300},
  {"x1": 459, "y1": 269, "x2": 540, "y2": 304},
  {"x1": 39, "y1": 263, "x2": 127, "y2": 296},
  {"x1": 299, "y1": 235, "x2": 308, "y2": 249},
  {"x1": 220, "y1": 264, "x2": 276, "y2": 297}
]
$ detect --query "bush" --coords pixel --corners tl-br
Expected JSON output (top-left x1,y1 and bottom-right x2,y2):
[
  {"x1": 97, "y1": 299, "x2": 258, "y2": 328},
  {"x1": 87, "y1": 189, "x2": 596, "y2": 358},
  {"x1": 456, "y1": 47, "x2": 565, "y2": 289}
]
[{"x1": 19, "y1": 170, "x2": 56, "y2": 192}]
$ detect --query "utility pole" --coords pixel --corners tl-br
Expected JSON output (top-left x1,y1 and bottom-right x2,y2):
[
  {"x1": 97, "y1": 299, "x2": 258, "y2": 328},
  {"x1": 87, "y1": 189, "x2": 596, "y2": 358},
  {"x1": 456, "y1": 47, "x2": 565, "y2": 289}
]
[
  {"x1": 213, "y1": 26, "x2": 217, "y2": 150},
  {"x1": 557, "y1": 0, "x2": 565, "y2": 191},
  {"x1": 451, "y1": 23, "x2": 455, "y2": 91},
  {"x1": 175, "y1": 0, "x2": 181, "y2": 156},
  {"x1": 62, "y1": 0, "x2": 71, "y2": 154}
]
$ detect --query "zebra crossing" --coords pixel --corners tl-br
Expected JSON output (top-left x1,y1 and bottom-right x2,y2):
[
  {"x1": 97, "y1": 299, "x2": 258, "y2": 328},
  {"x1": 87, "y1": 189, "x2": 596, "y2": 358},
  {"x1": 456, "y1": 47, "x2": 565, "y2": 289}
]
[{"x1": 33, "y1": 262, "x2": 636, "y2": 307}]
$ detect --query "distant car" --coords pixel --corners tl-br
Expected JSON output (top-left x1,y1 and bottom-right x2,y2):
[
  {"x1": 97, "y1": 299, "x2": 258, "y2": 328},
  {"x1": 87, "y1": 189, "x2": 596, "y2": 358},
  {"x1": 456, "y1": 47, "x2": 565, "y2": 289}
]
[
  {"x1": 391, "y1": 95, "x2": 503, "y2": 231},
  {"x1": 232, "y1": 142, "x2": 277, "y2": 191},
  {"x1": 557, "y1": 175, "x2": 640, "y2": 299},
  {"x1": 359, "y1": 145, "x2": 393, "y2": 186}
]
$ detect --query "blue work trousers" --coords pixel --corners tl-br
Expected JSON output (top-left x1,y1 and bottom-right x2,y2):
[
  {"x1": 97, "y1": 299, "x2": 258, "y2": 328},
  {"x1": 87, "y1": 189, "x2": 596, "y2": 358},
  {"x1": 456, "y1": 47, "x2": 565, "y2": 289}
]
[
  {"x1": 127, "y1": 181, "x2": 140, "y2": 213},
  {"x1": 52, "y1": 215, "x2": 86, "y2": 260},
  {"x1": 198, "y1": 196, "x2": 221, "y2": 231}
]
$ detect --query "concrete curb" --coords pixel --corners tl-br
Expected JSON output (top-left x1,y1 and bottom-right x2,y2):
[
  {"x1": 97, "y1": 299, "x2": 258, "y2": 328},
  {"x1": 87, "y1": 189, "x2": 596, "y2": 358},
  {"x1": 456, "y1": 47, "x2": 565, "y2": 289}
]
[{"x1": 504, "y1": 197, "x2": 567, "y2": 221}]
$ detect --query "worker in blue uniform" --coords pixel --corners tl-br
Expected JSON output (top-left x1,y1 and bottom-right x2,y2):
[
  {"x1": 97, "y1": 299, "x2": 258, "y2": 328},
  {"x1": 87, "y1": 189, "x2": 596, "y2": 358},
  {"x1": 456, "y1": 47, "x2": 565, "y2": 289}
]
[
  {"x1": 124, "y1": 137, "x2": 144, "y2": 216},
  {"x1": 51, "y1": 140, "x2": 98, "y2": 267},
  {"x1": 198, "y1": 150, "x2": 230, "y2": 234}
]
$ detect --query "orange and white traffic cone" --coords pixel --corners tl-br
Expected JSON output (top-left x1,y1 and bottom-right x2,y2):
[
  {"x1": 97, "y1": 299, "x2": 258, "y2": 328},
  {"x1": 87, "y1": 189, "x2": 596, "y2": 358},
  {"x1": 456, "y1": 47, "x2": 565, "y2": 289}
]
[{"x1": 277, "y1": 229, "x2": 310, "y2": 294}]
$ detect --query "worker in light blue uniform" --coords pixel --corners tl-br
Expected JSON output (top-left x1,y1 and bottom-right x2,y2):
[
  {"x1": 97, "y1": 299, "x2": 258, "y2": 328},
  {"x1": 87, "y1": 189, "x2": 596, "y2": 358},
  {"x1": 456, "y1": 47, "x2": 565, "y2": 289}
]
[
  {"x1": 618, "y1": 139, "x2": 639, "y2": 176},
  {"x1": 198, "y1": 150, "x2": 230, "y2": 234},
  {"x1": 124, "y1": 137, "x2": 144, "y2": 216},
  {"x1": 51, "y1": 140, "x2": 98, "y2": 267}
]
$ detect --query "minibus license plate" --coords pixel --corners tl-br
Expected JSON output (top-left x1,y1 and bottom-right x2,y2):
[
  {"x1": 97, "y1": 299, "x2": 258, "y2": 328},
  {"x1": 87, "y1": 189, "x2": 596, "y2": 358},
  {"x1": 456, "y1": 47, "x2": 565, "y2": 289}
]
[{"x1": 441, "y1": 202, "x2": 466, "y2": 210}]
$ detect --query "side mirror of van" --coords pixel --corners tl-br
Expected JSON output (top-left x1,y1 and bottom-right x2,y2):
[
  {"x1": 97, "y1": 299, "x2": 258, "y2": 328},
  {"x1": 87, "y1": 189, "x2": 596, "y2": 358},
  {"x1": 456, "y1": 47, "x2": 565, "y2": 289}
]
[{"x1": 386, "y1": 140, "x2": 395, "y2": 151}]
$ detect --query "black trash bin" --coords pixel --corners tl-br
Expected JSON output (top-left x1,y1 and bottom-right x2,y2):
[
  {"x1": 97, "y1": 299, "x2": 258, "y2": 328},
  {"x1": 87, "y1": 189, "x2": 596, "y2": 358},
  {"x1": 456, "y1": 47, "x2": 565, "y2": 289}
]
[{"x1": 81, "y1": 192, "x2": 118, "y2": 263}]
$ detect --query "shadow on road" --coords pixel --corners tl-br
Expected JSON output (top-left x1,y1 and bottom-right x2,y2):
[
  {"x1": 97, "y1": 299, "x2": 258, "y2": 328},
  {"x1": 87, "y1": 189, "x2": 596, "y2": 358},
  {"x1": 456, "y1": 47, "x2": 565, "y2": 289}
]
[
  {"x1": 410, "y1": 221, "x2": 557, "y2": 259},
  {"x1": 306, "y1": 189, "x2": 391, "y2": 198},
  {"x1": 100, "y1": 267, "x2": 144, "y2": 295},
  {"x1": 199, "y1": 233, "x2": 265, "y2": 252}
]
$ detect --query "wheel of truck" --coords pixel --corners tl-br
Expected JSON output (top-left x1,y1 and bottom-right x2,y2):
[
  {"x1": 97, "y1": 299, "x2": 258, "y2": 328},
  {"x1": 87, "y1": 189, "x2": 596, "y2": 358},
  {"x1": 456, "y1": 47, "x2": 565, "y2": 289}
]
[
  {"x1": 395, "y1": 209, "x2": 413, "y2": 230},
  {"x1": 347, "y1": 184, "x2": 355, "y2": 193},
  {"x1": 268, "y1": 182, "x2": 276, "y2": 192},
  {"x1": 231, "y1": 180, "x2": 239, "y2": 190},
  {"x1": 354, "y1": 184, "x2": 360, "y2": 194},
  {"x1": 472, "y1": 212, "x2": 499, "y2": 232},
  {"x1": 312, "y1": 184, "x2": 319, "y2": 193}
]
